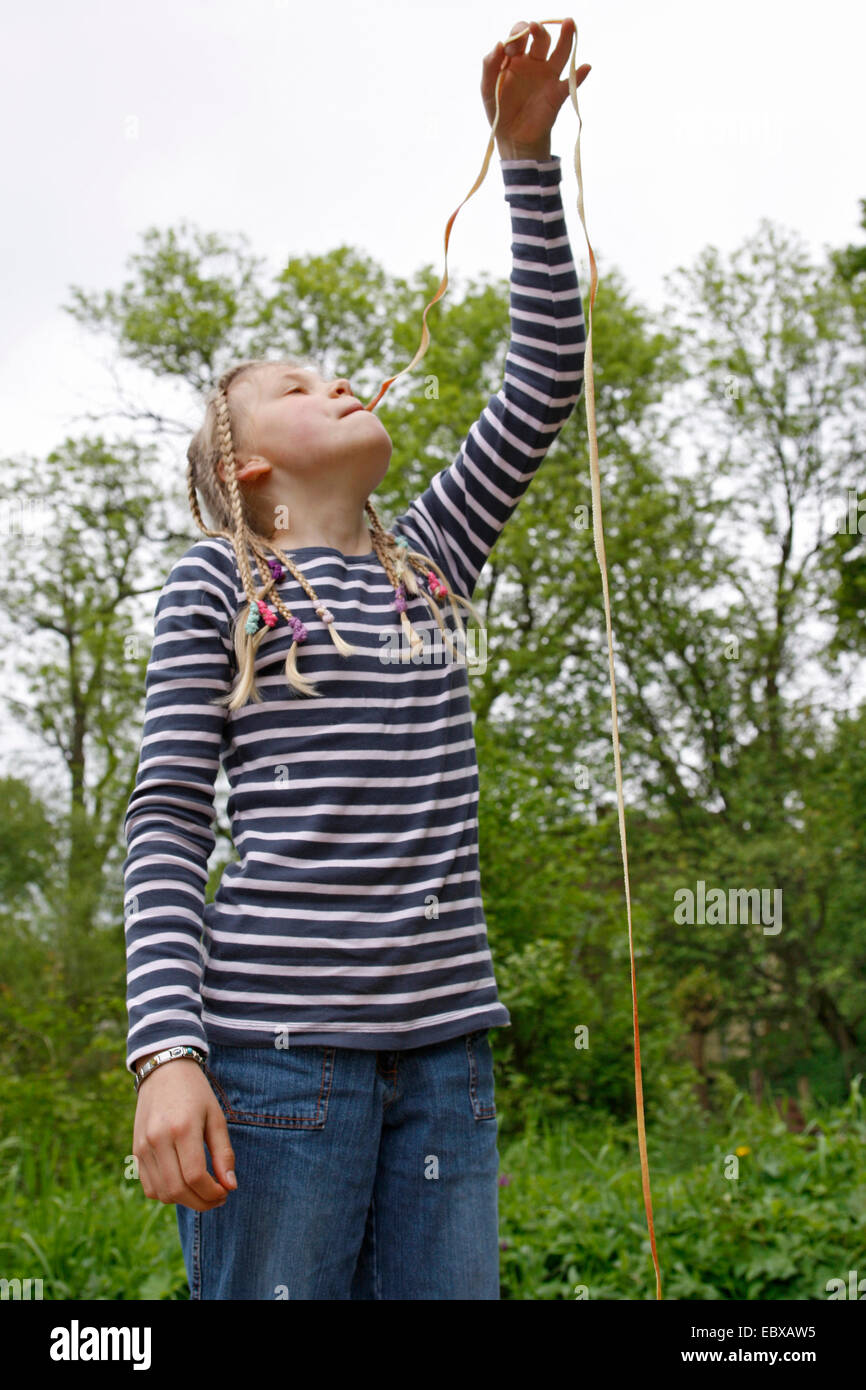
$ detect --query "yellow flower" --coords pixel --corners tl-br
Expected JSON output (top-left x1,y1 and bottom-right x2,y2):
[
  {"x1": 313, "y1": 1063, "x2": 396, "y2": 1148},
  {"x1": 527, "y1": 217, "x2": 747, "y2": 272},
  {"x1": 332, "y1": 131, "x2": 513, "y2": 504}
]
[{"x1": 735, "y1": 1145, "x2": 750, "y2": 1157}]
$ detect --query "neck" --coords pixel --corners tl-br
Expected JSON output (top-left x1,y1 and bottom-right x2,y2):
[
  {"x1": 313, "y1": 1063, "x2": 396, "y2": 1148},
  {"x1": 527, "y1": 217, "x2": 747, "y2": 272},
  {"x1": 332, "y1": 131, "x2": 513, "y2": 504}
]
[{"x1": 268, "y1": 515, "x2": 374, "y2": 556}]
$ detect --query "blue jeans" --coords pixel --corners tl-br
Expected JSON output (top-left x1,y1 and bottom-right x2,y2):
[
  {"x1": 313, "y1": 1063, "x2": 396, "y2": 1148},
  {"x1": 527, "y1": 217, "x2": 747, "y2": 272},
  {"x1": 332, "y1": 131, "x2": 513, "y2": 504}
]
[{"x1": 176, "y1": 1030, "x2": 502, "y2": 1299}]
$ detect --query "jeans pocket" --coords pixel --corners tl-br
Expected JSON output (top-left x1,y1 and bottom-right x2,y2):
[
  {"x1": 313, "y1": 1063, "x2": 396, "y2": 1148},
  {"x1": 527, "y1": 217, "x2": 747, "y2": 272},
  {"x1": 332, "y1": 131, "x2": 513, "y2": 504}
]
[
  {"x1": 204, "y1": 1041, "x2": 336, "y2": 1129},
  {"x1": 465, "y1": 1029, "x2": 497, "y2": 1120}
]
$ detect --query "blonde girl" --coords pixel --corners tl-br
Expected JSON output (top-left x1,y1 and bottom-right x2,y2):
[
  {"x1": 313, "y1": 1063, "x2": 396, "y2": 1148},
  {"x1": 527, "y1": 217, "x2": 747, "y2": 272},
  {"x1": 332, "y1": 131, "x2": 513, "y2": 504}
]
[{"x1": 125, "y1": 20, "x2": 589, "y2": 1299}]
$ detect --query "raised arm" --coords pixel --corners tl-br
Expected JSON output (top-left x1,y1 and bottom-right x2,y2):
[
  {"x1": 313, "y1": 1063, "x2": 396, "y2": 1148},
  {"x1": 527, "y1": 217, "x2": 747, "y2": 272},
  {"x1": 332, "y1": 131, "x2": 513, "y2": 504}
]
[{"x1": 392, "y1": 153, "x2": 586, "y2": 599}]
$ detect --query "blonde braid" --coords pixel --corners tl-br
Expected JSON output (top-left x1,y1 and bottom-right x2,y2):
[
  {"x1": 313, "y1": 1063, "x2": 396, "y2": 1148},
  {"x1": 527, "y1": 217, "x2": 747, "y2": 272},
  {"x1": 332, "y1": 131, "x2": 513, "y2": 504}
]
[
  {"x1": 208, "y1": 389, "x2": 277, "y2": 706},
  {"x1": 247, "y1": 531, "x2": 358, "y2": 696},
  {"x1": 364, "y1": 499, "x2": 483, "y2": 662},
  {"x1": 186, "y1": 459, "x2": 231, "y2": 541}
]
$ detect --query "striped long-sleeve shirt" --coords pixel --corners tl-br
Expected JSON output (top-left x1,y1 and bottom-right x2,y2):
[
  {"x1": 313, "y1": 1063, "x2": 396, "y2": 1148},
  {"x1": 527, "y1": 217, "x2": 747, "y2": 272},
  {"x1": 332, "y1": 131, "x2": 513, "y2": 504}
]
[{"x1": 123, "y1": 155, "x2": 586, "y2": 1074}]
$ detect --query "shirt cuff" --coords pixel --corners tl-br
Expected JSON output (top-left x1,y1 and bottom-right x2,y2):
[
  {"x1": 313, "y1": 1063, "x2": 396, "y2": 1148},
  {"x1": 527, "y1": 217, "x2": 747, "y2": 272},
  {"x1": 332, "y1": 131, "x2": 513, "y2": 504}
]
[
  {"x1": 499, "y1": 154, "x2": 560, "y2": 166},
  {"x1": 500, "y1": 155, "x2": 562, "y2": 193}
]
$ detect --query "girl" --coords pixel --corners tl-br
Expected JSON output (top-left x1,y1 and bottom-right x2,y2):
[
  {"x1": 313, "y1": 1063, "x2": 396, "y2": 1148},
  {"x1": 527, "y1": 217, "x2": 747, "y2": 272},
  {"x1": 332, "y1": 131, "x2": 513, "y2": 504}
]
[{"x1": 125, "y1": 20, "x2": 589, "y2": 1300}]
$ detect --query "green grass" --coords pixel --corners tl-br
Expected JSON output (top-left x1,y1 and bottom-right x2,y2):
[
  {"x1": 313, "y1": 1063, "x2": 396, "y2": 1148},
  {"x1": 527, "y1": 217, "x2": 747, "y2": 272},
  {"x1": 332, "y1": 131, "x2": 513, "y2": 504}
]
[
  {"x1": 1, "y1": 1075, "x2": 863, "y2": 1300},
  {"x1": 0, "y1": 1135, "x2": 188, "y2": 1300},
  {"x1": 497, "y1": 1078, "x2": 866, "y2": 1299}
]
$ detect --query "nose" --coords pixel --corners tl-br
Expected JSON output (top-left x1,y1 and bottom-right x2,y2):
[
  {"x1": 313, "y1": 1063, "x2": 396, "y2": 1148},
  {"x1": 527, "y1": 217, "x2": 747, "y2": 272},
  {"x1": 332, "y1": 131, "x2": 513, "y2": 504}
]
[{"x1": 331, "y1": 377, "x2": 353, "y2": 397}]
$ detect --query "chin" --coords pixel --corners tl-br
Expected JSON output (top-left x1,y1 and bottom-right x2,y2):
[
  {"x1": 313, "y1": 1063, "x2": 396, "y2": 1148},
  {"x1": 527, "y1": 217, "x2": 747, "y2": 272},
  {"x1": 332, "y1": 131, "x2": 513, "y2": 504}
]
[
  {"x1": 371, "y1": 429, "x2": 393, "y2": 462},
  {"x1": 370, "y1": 416, "x2": 392, "y2": 444}
]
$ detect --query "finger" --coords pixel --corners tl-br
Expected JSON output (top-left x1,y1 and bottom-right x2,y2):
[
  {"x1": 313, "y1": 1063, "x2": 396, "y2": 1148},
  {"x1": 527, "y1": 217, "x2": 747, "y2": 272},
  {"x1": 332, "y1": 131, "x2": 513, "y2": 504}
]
[
  {"x1": 503, "y1": 20, "x2": 530, "y2": 56},
  {"x1": 142, "y1": 1139, "x2": 171, "y2": 1204},
  {"x1": 135, "y1": 1148, "x2": 158, "y2": 1201},
  {"x1": 481, "y1": 39, "x2": 507, "y2": 94},
  {"x1": 203, "y1": 1103, "x2": 238, "y2": 1193},
  {"x1": 558, "y1": 63, "x2": 591, "y2": 101},
  {"x1": 549, "y1": 17, "x2": 576, "y2": 76},
  {"x1": 156, "y1": 1135, "x2": 225, "y2": 1211},
  {"x1": 175, "y1": 1128, "x2": 231, "y2": 1206},
  {"x1": 483, "y1": 40, "x2": 504, "y2": 67},
  {"x1": 526, "y1": 20, "x2": 550, "y2": 61}
]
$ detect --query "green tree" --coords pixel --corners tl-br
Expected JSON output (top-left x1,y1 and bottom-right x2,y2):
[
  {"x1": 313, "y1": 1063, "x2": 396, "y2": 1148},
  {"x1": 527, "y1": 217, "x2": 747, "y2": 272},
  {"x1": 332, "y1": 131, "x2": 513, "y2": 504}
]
[
  {"x1": 631, "y1": 218, "x2": 866, "y2": 1082},
  {"x1": 0, "y1": 435, "x2": 182, "y2": 999}
]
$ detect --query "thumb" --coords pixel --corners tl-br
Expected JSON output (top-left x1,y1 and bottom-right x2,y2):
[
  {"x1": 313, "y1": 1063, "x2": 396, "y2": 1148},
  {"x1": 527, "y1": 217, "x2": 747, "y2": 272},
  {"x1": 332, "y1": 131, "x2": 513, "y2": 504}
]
[
  {"x1": 204, "y1": 1099, "x2": 238, "y2": 1189},
  {"x1": 560, "y1": 64, "x2": 591, "y2": 100}
]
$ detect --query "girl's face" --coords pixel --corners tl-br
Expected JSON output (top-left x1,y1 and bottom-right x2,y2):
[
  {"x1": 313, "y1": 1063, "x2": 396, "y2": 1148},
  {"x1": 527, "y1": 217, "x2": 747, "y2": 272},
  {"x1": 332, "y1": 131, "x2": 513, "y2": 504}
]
[{"x1": 227, "y1": 362, "x2": 392, "y2": 491}]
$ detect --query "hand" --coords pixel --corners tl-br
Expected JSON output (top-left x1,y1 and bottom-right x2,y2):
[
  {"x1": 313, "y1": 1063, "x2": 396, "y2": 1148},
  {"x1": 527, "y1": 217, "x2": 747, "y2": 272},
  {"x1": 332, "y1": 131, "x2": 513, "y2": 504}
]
[
  {"x1": 132, "y1": 1059, "x2": 237, "y2": 1212},
  {"x1": 481, "y1": 19, "x2": 591, "y2": 161}
]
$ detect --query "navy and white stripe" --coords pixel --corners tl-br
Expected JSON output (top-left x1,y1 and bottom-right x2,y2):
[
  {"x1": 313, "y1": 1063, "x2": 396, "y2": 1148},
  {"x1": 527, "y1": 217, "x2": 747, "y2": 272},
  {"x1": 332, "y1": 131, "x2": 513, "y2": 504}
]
[{"x1": 123, "y1": 156, "x2": 586, "y2": 1074}]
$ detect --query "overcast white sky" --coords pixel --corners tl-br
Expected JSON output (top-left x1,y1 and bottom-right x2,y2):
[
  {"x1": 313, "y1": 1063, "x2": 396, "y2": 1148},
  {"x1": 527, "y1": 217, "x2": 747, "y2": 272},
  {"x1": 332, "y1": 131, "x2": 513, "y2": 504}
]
[{"x1": 2, "y1": 0, "x2": 864, "y2": 461}]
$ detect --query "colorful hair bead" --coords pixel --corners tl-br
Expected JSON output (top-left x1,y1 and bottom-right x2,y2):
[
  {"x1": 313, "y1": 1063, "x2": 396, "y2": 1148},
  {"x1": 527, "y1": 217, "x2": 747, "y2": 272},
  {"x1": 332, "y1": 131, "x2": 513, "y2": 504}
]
[
  {"x1": 257, "y1": 600, "x2": 277, "y2": 628},
  {"x1": 394, "y1": 535, "x2": 410, "y2": 549},
  {"x1": 393, "y1": 584, "x2": 407, "y2": 614},
  {"x1": 316, "y1": 606, "x2": 335, "y2": 625},
  {"x1": 427, "y1": 571, "x2": 448, "y2": 599},
  {"x1": 289, "y1": 616, "x2": 308, "y2": 644},
  {"x1": 245, "y1": 607, "x2": 261, "y2": 635},
  {"x1": 268, "y1": 559, "x2": 285, "y2": 582}
]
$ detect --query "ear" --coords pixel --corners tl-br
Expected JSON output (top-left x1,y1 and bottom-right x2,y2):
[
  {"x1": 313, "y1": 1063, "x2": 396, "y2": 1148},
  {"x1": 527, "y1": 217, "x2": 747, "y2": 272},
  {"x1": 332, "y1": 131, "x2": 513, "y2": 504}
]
[{"x1": 220, "y1": 455, "x2": 272, "y2": 485}]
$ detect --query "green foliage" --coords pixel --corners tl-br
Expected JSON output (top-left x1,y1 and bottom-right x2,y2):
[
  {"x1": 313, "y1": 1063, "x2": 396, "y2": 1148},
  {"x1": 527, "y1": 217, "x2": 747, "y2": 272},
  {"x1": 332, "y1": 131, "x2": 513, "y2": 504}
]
[
  {"x1": 0, "y1": 1137, "x2": 188, "y2": 1301},
  {"x1": 828, "y1": 520, "x2": 866, "y2": 656},
  {"x1": 0, "y1": 964, "x2": 130, "y2": 1165},
  {"x1": 497, "y1": 1078, "x2": 866, "y2": 1300},
  {"x1": 0, "y1": 777, "x2": 55, "y2": 903},
  {"x1": 64, "y1": 224, "x2": 269, "y2": 390}
]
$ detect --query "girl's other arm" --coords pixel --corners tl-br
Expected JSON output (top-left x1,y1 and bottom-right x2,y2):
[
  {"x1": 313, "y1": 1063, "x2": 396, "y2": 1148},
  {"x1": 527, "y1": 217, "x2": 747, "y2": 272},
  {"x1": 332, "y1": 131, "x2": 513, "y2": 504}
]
[
  {"x1": 125, "y1": 542, "x2": 240, "y2": 1211},
  {"x1": 123, "y1": 541, "x2": 236, "y2": 1077}
]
